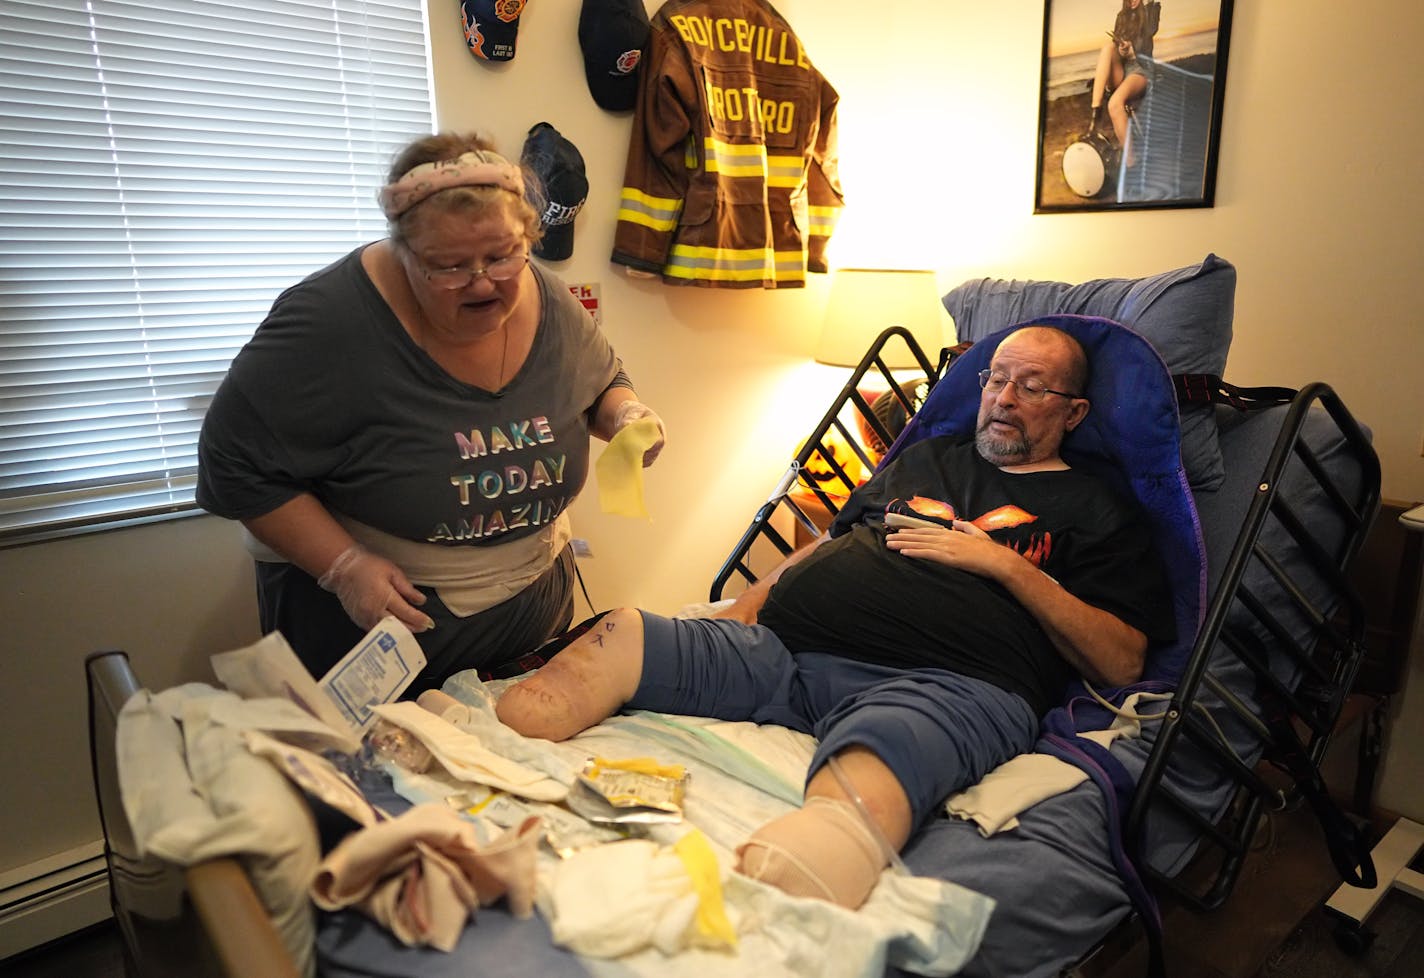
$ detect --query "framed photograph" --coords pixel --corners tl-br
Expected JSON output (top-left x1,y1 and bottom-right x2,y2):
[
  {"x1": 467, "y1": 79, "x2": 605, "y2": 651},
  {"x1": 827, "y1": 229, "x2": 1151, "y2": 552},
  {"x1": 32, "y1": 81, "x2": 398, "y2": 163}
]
[{"x1": 1034, "y1": 0, "x2": 1234, "y2": 213}]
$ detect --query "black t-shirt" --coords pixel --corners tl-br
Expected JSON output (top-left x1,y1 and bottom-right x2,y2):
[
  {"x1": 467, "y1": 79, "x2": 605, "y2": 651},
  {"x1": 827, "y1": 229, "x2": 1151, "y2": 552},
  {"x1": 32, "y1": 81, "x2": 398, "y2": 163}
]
[{"x1": 758, "y1": 437, "x2": 1175, "y2": 715}]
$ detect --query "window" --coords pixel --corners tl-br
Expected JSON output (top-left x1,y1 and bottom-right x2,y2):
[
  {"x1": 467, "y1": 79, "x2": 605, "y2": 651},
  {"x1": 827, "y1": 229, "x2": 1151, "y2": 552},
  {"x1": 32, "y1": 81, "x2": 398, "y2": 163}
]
[{"x1": 0, "y1": 0, "x2": 433, "y2": 545}]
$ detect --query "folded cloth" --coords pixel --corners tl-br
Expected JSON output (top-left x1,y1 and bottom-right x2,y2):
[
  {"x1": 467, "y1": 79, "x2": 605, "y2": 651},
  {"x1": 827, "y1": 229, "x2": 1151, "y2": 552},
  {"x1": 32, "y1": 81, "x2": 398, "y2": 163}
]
[
  {"x1": 371, "y1": 701, "x2": 569, "y2": 801},
  {"x1": 946, "y1": 692, "x2": 1159, "y2": 835},
  {"x1": 596, "y1": 416, "x2": 662, "y2": 518},
  {"x1": 311, "y1": 804, "x2": 541, "y2": 952}
]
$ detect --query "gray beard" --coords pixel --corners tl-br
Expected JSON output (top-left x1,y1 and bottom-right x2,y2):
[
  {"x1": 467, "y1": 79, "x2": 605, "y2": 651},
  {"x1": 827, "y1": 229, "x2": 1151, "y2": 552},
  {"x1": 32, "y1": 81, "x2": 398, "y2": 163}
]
[{"x1": 975, "y1": 422, "x2": 1031, "y2": 465}]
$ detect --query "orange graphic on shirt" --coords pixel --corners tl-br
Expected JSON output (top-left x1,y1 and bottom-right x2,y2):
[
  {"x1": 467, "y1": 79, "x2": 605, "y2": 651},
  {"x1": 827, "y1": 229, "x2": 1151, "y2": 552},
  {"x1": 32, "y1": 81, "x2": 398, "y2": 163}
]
[{"x1": 893, "y1": 496, "x2": 1053, "y2": 567}]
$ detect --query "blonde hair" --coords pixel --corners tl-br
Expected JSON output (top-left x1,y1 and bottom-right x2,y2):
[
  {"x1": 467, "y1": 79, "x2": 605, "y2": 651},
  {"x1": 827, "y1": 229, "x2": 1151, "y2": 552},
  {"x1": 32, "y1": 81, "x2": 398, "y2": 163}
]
[{"x1": 384, "y1": 132, "x2": 545, "y2": 247}]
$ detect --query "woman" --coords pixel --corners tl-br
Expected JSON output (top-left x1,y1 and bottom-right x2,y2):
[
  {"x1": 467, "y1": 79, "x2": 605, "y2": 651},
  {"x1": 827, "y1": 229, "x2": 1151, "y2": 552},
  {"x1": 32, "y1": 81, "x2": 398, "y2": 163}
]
[
  {"x1": 1084, "y1": 0, "x2": 1162, "y2": 154},
  {"x1": 197, "y1": 132, "x2": 665, "y2": 694}
]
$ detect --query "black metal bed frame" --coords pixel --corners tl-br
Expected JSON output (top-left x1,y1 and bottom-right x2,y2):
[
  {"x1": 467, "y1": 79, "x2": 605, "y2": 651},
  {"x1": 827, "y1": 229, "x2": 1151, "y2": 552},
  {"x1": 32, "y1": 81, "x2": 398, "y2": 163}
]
[
  {"x1": 1127, "y1": 383, "x2": 1381, "y2": 908},
  {"x1": 709, "y1": 326, "x2": 942, "y2": 602}
]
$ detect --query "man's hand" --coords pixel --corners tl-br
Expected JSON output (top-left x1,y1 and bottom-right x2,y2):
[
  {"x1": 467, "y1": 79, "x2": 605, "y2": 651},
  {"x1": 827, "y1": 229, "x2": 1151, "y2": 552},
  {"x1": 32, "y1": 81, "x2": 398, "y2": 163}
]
[
  {"x1": 883, "y1": 522, "x2": 1012, "y2": 579},
  {"x1": 885, "y1": 523, "x2": 1146, "y2": 688},
  {"x1": 709, "y1": 532, "x2": 835, "y2": 625},
  {"x1": 709, "y1": 593, "x2": 762, "y2": 624}
]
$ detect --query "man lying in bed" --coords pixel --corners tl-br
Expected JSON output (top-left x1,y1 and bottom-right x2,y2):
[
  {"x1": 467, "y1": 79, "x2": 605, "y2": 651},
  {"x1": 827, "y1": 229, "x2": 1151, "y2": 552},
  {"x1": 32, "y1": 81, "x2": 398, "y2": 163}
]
[{"x1": 497, "y1": 324, "x2": 1174, "y2": 911}]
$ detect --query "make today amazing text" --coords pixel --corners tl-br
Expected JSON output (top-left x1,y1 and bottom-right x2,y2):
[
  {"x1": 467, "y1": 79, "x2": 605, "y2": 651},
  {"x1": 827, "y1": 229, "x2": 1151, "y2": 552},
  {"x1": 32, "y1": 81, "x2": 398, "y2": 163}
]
[
  {"x1": 427, "y1": 416, "x2": 569, "y2": 543},
  {"x1": 666, "y1": 14, "x2": 811, "y2": 136}
]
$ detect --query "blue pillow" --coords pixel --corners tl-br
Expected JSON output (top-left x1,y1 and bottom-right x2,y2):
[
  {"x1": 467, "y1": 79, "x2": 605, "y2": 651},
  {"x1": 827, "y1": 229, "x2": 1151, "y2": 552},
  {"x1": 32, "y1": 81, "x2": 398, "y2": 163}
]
[{"x1": 942, "y1": 255, "x2": 1235, "y2": 490}]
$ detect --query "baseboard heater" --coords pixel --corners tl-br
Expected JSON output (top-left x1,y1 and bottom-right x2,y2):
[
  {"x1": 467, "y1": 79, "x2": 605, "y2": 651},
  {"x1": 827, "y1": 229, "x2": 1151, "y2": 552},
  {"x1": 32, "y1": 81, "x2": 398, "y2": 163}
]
[{"x1": 0, "y1": 841, "x2": 111, "y2": 960}]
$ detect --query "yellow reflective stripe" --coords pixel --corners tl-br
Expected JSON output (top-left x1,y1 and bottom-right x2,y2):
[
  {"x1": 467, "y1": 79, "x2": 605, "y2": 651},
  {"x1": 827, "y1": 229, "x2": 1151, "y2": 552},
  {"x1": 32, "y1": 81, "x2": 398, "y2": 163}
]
[
  {"x1": 806, "y1": 204, "x2": 840, "y2": 236},
  {"x1": 617, "y1": 187, "x2": 682, "y2": 232},
  {"x1": 664, "y1": 245, "x2": 806, "y2": 282},
  {"x1": 766, "y1": 154, "x2": 803, "y2": 188},
  {"x1": 666, "y1": 243, "x2": 772, "y2": 280},
  {"x1": 701, "y1": 142, "x2": 806, "y2": 187},
  {"x1": 703, "y1": 138, "x2": 766, "y2": 178}
]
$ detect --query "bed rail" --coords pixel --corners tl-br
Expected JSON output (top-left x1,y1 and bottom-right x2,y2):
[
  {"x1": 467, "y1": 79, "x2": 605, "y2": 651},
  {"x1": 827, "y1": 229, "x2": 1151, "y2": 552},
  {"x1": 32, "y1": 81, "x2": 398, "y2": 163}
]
[
  {"x1": 1125, "y1": 383, "x2": 1382, "y2": 912},
  {"x1": 709, "y1": 326, "x2": 943, "y2": 601}
]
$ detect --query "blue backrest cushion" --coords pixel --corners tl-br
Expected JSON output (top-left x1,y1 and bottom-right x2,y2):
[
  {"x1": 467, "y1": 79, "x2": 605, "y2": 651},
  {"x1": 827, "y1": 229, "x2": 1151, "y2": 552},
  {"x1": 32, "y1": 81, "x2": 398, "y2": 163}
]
[{"x1": 942, "y1": 254, "x2": 1235, "y2": 491}]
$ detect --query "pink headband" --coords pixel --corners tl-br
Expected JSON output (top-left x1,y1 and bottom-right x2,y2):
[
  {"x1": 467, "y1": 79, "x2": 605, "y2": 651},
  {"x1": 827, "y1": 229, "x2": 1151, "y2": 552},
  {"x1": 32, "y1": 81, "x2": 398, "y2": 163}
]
[{"x1": 377, "y1": 150, "x2": 525, "y2": 219}]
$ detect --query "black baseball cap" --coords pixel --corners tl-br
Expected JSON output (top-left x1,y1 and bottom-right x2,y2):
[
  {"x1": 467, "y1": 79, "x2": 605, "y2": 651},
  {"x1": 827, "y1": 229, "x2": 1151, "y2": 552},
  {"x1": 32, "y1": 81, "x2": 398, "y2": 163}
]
[
  {"x1": 578, "y1": 0, "x2": 650, "y2": 111},
  {"x1": 522, "y1": 123, "x2": 589, "y2": 262},
  {"x1": 460, "y1": 0, "x2": 529, "y2": 63}
]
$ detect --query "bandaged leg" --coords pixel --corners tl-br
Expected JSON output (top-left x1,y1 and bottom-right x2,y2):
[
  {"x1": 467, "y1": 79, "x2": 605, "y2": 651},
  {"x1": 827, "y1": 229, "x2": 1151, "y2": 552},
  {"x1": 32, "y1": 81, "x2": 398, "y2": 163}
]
[
  {"x1": 736, "y1": 796, "x2": 889, "y2": 908},
  {"x1": 495, "y1": 607, "x2": 644, "y2": 741}
]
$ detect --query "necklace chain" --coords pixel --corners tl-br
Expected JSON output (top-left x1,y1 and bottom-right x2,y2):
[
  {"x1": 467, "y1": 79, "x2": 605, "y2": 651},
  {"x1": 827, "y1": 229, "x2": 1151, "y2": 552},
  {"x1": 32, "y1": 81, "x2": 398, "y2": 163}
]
[
  {"x1": 410, "y1": 318, "x2": 511, "y2": 390},
  {"x1": 495, "y1": 321, "x2": 509, "y2": 388}
]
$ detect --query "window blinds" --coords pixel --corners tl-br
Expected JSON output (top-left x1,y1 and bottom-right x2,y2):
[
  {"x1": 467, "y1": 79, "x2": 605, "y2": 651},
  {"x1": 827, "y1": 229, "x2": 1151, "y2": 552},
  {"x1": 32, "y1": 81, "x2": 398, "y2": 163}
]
[{"x1": 0, "y1": 0, "x2": 433, "y2": 545}]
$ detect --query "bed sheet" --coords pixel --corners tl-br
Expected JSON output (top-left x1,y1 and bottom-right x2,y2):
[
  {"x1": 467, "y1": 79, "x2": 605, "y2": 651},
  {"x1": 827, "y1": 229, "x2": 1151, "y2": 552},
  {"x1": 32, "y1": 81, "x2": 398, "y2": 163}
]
[{"x1": 317, "y1": 691, "x2": 996, "y2": 978}]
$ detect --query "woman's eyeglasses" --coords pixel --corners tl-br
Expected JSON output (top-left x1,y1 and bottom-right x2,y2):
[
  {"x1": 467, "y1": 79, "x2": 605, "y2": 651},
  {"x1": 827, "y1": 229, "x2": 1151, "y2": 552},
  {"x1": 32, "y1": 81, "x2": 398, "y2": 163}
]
[
  {"x1": 414, "y1": 253, "x2": 529, "y2": 290},
  {"x1": 977, "y1": 369, "x2": 1083, "y2": 402}
]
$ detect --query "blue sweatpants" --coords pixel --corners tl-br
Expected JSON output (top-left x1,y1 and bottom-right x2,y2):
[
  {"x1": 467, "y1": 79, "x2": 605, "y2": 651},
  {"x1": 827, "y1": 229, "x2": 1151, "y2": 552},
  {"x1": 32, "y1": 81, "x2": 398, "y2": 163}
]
[{"x1": 630, "y1": 612, "x2": 1040, "y2": 828}]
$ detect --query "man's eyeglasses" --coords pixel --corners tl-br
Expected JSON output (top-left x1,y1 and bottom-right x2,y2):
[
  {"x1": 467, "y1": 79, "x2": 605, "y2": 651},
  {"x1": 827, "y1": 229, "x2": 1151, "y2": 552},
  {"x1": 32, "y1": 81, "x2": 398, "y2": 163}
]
[
  {"x1": 978, "y1": 369, "x2": 1083, "y2": 402},
  {"x1": 413, "y1": 253, "x2": 529, "y2": 290}
]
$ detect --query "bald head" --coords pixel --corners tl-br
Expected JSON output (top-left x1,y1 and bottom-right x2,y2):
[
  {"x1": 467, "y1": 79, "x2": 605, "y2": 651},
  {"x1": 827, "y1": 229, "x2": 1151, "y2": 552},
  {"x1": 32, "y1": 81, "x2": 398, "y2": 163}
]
[{"x1": 973, "y1": 326, "x2": 1091, "y2": 470}]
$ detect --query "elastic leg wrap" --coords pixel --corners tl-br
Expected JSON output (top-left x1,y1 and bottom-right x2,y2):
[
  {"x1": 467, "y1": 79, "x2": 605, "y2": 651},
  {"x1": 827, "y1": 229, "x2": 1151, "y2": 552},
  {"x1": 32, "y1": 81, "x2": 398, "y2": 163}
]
[{"x1": 735, "y1": 796, "x2": 888, "y2": 909}]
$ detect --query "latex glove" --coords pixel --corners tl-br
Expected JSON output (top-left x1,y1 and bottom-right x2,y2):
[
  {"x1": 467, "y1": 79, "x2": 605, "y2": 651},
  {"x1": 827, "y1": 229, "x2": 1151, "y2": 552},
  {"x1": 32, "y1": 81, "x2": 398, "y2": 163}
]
[
  {"x1": 317, "y1": 544, "x2": 434, "y2": 633},
  {"x1": 612, "y1": 399, "x2": 666, "y2": 467}
]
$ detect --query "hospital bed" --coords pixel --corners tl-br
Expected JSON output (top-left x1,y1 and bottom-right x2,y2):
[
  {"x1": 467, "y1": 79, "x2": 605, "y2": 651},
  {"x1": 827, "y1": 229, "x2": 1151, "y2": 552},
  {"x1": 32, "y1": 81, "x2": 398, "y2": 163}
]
[{"x1": 87, "y1": 257, "x2": 1383, "y2": 977}]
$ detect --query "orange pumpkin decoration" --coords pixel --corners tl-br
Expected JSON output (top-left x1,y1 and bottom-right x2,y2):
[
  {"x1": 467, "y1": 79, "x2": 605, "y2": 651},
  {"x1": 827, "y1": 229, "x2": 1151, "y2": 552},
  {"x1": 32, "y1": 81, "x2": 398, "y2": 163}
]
[{"x1": 796, "y1": 432, "x2": 865, "y2": 495}]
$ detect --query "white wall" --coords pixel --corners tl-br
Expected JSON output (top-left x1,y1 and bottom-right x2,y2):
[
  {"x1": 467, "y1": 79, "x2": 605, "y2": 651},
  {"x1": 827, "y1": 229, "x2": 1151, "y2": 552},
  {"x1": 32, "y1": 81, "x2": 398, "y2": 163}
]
[{"x1": 3, "y1": 0, "x2": 1421, "y2": 894}]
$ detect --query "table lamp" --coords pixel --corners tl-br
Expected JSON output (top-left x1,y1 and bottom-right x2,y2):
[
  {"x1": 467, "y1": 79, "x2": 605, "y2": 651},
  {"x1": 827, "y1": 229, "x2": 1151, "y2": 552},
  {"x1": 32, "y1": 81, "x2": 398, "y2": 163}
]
[{"x1": 814, "y1": 267, "x2": 949, "y2": 369}]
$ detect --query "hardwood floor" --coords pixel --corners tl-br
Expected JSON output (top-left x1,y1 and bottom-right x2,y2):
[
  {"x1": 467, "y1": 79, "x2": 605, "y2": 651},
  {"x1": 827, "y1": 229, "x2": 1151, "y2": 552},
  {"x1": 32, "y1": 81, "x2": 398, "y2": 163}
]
[
  {"x1": 3, "y1": 920, "x2": 126, "y2": 978},
  {"x1": 1082, "y1": 802, "x2": 1424, "y2": 978}
]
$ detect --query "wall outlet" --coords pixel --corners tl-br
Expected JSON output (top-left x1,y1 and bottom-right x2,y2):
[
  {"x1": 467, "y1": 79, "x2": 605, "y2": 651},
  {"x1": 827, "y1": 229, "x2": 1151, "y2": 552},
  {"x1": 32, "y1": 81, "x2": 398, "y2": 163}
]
[{"x1": 571, "y1": 538, "x2": 593, "y2": 558}]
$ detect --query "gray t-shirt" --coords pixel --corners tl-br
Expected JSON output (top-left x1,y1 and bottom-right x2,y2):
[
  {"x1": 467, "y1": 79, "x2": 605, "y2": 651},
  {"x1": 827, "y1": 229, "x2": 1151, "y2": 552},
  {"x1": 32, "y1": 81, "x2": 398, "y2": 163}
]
[{"x1": 197, "y1": 248, "x2": 624, "y2": 547}]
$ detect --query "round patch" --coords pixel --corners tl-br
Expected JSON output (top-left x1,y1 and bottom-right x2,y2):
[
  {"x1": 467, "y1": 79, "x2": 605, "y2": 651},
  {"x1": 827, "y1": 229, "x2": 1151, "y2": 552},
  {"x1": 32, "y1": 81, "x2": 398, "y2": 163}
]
[
  {"x1": 495, "y1": 0, "x2": 526, "y2": 23},
  {"x1": 615, "y1": 49, "x2": 642, "y2": 75}
]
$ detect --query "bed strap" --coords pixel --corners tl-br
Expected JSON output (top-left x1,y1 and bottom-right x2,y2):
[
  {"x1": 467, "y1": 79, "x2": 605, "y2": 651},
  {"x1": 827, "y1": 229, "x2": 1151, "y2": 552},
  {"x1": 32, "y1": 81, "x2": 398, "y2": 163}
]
[
  {"x1": 1173, "y1": 374, "x2": 1297, "y2": 412},
  {"x1": 927, "y1": 344, "x2": 1298, "y2": 416}
]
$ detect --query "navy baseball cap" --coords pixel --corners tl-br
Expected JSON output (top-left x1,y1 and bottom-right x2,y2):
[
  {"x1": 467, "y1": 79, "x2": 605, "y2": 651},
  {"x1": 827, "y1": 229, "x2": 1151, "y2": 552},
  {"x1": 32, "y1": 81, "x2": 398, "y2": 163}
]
[
  {"x1": 578, "y1": 0, "x2": 650, "y2": 111},
  {"x1": 522, "y1": 123, "x2": 588, "y2": 261},
  {"x1": 461, "y1": 0, "x2": 529, "y2": 63}
]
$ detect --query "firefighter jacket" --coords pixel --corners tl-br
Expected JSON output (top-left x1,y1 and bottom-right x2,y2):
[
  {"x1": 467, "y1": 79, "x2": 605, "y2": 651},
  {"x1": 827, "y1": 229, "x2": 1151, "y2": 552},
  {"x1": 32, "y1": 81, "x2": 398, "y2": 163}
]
[{"x1": 611, "y1": 0, "x2": 843, "y2": 289}]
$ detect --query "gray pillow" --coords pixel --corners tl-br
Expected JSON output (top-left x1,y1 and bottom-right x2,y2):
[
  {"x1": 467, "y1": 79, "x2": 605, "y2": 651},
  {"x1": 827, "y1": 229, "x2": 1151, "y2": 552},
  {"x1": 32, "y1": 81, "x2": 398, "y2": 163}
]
[{"x1": 942, "y1": 254, "x2": 1235, "y2": 490}]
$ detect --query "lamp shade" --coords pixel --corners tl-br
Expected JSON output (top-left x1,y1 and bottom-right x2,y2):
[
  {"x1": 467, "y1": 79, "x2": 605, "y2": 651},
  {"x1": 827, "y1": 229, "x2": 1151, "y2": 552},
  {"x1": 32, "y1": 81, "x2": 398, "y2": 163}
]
[{"x1": 815, "y1": 268, "x2": 948, "y2": 368}]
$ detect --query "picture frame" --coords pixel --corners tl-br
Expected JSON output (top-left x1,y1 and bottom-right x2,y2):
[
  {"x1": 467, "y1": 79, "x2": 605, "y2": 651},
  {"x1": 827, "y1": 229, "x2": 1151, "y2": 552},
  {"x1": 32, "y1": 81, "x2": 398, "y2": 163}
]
[{"x1": 1034, "y1": 0, "x2": 1234, "y2": 213}]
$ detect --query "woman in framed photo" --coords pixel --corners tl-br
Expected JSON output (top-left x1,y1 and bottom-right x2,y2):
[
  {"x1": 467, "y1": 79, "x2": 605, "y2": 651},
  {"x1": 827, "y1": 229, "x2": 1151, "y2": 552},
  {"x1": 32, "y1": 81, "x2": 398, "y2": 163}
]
[{"x1": 1084, "y1": 0, "x2": 1162, "y2": 153}]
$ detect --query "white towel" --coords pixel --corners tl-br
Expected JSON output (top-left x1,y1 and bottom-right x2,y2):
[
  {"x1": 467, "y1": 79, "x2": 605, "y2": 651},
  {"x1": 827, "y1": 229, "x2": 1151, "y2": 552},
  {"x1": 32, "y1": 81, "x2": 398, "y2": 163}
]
[
  {"x1": 371, "y1": 701, "x2": 569, "y2": 801},
  {"x1": 946, "y1": 691, "x2": 1158, "y2": 835}
]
